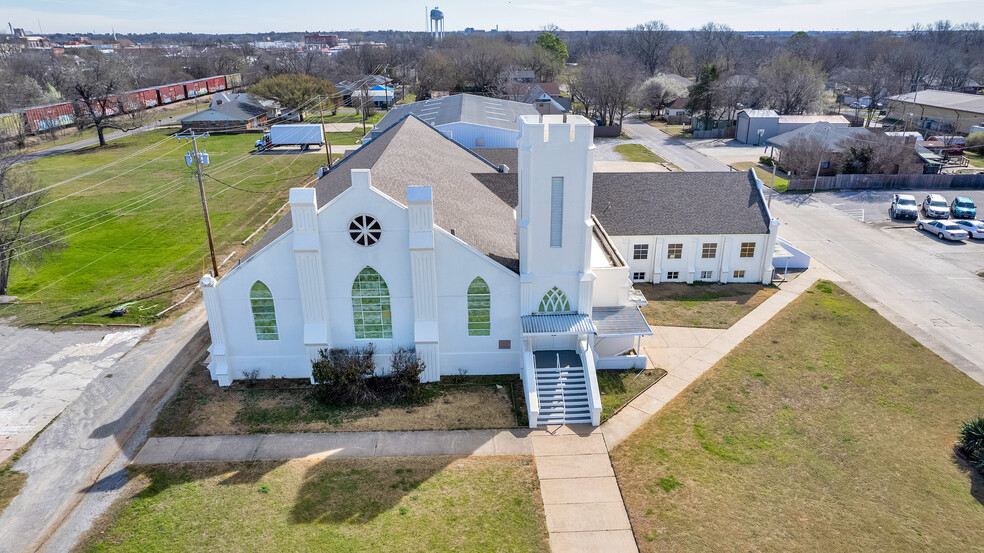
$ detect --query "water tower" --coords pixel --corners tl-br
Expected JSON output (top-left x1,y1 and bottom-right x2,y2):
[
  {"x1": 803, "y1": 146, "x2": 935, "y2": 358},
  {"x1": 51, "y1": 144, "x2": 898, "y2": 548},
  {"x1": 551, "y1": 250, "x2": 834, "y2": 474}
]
[{"x1": 429, "y1": 7, "x2": 445, "y2": 40}]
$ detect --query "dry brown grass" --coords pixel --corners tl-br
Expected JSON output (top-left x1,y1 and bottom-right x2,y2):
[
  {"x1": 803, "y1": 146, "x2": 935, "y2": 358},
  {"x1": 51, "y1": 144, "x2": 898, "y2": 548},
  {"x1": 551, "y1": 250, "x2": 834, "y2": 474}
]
[
  {"x1": 612, "y1": 281, "x2": 984, "y2": 551},
  {"x1": 637, "y1": 282, "x2": 778, "y2": 328},
  {"x1": 77, "y1": 456, "x2": 549, "y2": 553},
  {"x1": 152, "y1": 368, "x2": 520, "y2": 437}
]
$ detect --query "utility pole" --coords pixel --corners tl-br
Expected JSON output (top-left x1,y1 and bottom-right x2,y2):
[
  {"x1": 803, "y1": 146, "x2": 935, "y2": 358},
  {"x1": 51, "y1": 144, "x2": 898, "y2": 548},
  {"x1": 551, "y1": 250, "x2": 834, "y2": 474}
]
[
  {"x1": 768, "y1": 160, "x2": 777, "y2": 208},
  {"x1": 360, "y1": 83, "x2": 368, "y2": 135},
  {"x1": 180, "y1": 131, "x2": 219, "y2": 278},
  {"x1": 316, "y1": 94, "x2": 332, "y2": 168}
]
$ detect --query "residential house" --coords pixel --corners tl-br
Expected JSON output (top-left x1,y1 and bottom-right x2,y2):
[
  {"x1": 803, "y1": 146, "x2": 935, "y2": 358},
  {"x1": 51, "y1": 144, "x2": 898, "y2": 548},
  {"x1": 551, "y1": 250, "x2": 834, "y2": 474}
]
[
  {"x1": 665, "y1": 98, "x2": 690, "y2": 124},
  {"x1": 180, "y1": 93, "x2": 268, "y2": 133},
  {"x1": 504, "y1": 82, "x2": 569, "y2": 115},
  {"x1": 197, "y1": 114, "x2": 784, "y2": 427},
  {"x1": 767, "y1": 122, "x2": 882, "y2": 176}
]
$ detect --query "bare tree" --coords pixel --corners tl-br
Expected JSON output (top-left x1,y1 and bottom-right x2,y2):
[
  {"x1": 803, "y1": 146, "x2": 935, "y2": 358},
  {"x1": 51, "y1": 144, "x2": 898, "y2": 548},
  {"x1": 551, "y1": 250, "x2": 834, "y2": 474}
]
[
  {"x1": 0, "y1": 148, "x2": 60, "y2": 296},
  {"x1": 667, "y1": 45, "x2": 695, "y2": 78},
  {"x1": 455, "y1": 37, "x2": 514, "y2": 96},
  {"x1": 776, "y1": 136, "x2": 830, "y2": 177},
  {"x1": 64, "y1": 56, "x2": 147, "y2": 147},
  {"x1": 758, "y1": 52, "x2": 826, "y2": 114},
  {"x1": 627, "y1": 20, "x2": 674, "y2": 76},
  {"x1": 839, "y1": 134, "x2": 921, "y2": 174},
  {"x1": 569, "y1": 54, "x2": 642, "y2": 126}
]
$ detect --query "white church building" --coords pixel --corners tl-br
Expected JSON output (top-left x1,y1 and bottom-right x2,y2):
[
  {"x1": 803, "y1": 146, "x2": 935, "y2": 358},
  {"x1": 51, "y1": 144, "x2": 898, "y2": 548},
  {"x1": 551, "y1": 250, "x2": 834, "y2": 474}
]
[{"x1": 200, "y1": 114, "x2": 780, "y2": 427}]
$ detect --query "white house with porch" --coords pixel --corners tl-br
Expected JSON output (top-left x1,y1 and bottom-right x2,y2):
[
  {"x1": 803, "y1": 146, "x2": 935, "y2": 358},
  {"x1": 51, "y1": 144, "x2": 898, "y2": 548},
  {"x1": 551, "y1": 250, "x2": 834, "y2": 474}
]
[{"x1": 199, "y1": 113, "x2": 781, "y2": 427}]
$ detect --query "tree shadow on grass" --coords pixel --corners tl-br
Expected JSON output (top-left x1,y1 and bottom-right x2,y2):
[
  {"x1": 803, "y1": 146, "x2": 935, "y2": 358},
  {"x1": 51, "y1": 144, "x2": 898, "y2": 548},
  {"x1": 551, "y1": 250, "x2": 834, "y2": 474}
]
[
  {"x1": 289, "y1": 457, "x2": 452, "y2": 525},
  {"x1": 952, "y1": 446, "x2": 984, "y2": 509}
]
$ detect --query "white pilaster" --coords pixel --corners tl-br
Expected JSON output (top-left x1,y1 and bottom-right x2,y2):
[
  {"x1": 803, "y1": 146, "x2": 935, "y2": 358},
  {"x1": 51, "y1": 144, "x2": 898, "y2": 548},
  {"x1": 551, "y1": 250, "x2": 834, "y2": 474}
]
[
  {"x1": 686, "y1": 237, "x2": 699, "y2": 284},
  {"x1": 578, "y1": 271, "x2": 596, "y2": 315},
  {"x1": 289, "y1": 188, "x2": 331, "y2": 365},
  {"x1": 652, "y1": 237, "x2": 665, "y2": 283},
  {"x1": 199, "y1": 274, "x2": 230, "y2": 386},
  {"x1": 719, "y1": 236, "x2": 734, "y2": 284},
  {"x1": 761, "y1": 219, "x2": 780, "y2": 284},
  {"x1": 407, "y1": 186, "x2": 440, "y2": 382}
]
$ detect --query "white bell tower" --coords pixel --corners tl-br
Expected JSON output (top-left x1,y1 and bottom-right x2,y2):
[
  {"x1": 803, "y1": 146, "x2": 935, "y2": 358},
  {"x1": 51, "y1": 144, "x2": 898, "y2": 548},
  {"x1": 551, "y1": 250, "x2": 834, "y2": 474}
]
[{"x1": 516, "y1": 114, "x2": 596, "y2": 315}]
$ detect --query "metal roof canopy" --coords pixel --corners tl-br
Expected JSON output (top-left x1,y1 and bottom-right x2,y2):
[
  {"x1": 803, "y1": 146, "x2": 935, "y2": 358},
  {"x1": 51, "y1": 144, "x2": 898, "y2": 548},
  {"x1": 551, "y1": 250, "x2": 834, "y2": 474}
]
[
  {"x1": 591, "y1": 306, "x2": 653, "y2": 337},
  {"x1": 521, "y1": 313, "x2": 596, "y2": 335}
]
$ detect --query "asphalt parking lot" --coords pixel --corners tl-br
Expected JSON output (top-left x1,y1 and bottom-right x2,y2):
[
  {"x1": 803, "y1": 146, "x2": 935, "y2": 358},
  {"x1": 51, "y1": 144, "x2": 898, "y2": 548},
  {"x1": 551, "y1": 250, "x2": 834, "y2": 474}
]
[{"x1": 817, "y1": 189, "x2": 984, "y2": 275}]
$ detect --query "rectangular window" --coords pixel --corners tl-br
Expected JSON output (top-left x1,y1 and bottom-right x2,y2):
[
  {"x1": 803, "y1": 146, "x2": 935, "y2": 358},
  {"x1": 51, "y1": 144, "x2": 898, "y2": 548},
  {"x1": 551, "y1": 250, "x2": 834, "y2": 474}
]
[
  {"x1": 666, "y1": 271, "x2": 680, "y2": 280},
  {"x1": 701, "y1": 243, "x2": 717, "y2": 259},
  {"x1": 733, "y1": 270, "x2": 746, "y2": 279},
  {"x1": 700, "y1": 270, "x2": 713, "y2": 280},
  {"x1": 740, "y1": 242, "x2": 756, "y2": 258},
  {"x1": 666, "y1": 243, "x2": 683, "y2": 259},
  {"x1": 550, "y1": 177, "x2": 564, "y2": 247},
  {"x1": 820, "y1": 161, "x2": 831, "y2": 169},
  {"x1": 632, "y1": 272, "x2": 646, "y2": 281},
  {"x1": 633, "y1": 244, "x2": 649, "y2": 260}
]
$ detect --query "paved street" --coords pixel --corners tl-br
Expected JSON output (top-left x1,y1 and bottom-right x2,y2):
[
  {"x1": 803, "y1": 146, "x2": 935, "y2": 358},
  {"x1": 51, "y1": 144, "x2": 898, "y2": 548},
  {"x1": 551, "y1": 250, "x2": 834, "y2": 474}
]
[
  {"x1": 0, "y1": 305, "x2": 209, "y2": 553},
  {"x1": 626, "y1": 124, "x2": 984, "y2": 384},
  {"x1": 620, "y1": 117, "x2": 731, "y2": 172},
  {"x1": 0, "y1": 324, "x2": 148, "y2": 463}
]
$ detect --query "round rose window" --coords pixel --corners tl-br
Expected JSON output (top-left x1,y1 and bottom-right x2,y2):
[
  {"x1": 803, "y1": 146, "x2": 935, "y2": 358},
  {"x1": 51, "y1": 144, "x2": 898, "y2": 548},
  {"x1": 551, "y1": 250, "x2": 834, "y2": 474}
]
[{"x1": 349, "y1": 215, "x2": 381, "y2": 246}]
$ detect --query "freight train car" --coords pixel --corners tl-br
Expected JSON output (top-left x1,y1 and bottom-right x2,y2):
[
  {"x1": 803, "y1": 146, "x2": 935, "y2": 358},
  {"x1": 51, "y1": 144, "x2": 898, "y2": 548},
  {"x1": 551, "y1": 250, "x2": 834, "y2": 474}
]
[
  {"x1": 0, "y1": 113, "x2": 25, "y2": 140},
  {"x1": 223, "y1": 73, "x2": 242, "y2": 89},
  {"x1": 183, "y1": 79, "x2": 209, "y2": 98},
  {"x1": 156, "y1": 83, "x2": 186, "y2": 104},
  {"x1": 76, "y1": 97, "x2": 121, "y2": 119},
  {"x1": 205, "y1": 76, "x2": 227, "y2": 93},
  {"x1": 23, "y1": 102, "x2": 75, "y2": 133},
  {"x1": 123, "y1": 88, "x2": 160, "y2": 111}
]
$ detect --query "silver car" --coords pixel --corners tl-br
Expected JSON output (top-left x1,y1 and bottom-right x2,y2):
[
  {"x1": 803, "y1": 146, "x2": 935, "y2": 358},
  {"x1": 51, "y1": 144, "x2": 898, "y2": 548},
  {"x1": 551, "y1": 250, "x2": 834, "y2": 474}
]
[
  {"x1": 922, "y1": 194, "x2": 949, "y2": 218},
  {"x1": 953, "y1": 219, "x2": 984, "y2": 239},
  {"x1": 917, "y1": 219, "x2": 969, "y2": 241}
]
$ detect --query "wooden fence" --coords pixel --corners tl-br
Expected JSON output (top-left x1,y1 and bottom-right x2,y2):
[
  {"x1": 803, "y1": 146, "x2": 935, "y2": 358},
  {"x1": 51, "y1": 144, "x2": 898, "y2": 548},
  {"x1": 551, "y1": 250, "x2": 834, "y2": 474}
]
[
  {"x1": 593, "y1": 125, "x2": 623, "y2": 138},
  {"x1": 788, "y1": 172, "x2": 984, "y2": 191}
]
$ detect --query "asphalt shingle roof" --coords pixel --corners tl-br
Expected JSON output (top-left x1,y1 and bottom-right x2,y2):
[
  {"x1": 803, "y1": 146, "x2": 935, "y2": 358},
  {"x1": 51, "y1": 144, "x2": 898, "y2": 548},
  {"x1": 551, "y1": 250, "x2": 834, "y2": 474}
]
[
  {"x1": 476, "y1": 171, "x2": 772, "y2": 237},
  {"x1": 766, "y1": 122, "x2": 880, "y2": 151},
  {"x1": 246, "y1": 115, "x2": 521, "y2": 272}
]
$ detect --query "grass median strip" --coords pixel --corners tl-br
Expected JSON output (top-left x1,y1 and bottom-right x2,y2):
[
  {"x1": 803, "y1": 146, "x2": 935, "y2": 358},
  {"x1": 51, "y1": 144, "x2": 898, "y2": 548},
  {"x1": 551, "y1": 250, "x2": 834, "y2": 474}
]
[
  {"x1": 637, "y1": 282, "x2": 778, "y2": 329},
  {"x1": 612, "y1": 281, "x2": 984, "y2": 551},
  {"x1": 78, "y1": 456, "x2": 549, "y2": 553}
]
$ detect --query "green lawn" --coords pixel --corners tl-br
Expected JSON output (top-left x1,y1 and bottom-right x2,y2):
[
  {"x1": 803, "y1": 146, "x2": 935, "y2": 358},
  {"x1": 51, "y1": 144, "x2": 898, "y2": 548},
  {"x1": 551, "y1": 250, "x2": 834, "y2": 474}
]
[
  {"x1": 2, "y1": 129, "x2": 323, "y2": 326},
  {"x1": 397, "y1": 93, "x2": 417, "y2": 105},
  {"x1": 599, "y1": 368, "x2": 667, "y2": 422},
  {"x1": 325, "y1": 128, "x2": 369, "y2": 146},
  {"x1": 612, "y1": 281, "x2": 984, "y2": 551},
  {"x1": 305, "y1": 111, "x2": 384, "y2": 126},
  {"x1": 637, "y1": 282, "x2": 778, "y2": 329},
  {"x1": 965, "y1": 151, "x2": 984, "y2": 168},
  {"x1": 614, "y1": 143, "x2": 667, "y2": 163},
  {"x1": 78, "y1": 457, "x2": 549, "y2": 553},
  {"x1": 732, "y1": 161, "x2": 790, "y2": 192}
]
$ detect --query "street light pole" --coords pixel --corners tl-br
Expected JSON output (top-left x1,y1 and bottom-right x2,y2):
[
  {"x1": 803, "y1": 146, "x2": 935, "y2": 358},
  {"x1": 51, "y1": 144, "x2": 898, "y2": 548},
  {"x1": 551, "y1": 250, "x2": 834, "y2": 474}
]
[
  {"x1": 768, "y1": 160, "x2": 777, "y2": 208},
  {"x1": 181, "y1": 131, "x2": 219, "y2": 278}
]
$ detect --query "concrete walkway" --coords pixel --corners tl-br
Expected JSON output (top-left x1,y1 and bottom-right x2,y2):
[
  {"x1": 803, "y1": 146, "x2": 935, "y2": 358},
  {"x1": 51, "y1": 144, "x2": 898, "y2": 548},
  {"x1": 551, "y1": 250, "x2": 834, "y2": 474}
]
[
  {"x1": 123, "y1": 270, "x2": 825, "y2": 553},
  {"x1": 133, "y1": 429, "x2": 532, "y2": 464}
]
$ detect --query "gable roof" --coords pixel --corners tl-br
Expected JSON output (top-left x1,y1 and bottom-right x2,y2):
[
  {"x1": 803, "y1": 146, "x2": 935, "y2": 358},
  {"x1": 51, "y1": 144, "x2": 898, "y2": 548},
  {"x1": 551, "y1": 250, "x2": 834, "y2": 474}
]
[
  {"x1": 475, "y1": 171, "x2": 772, "y2": 237},
  {"x1": 739, "y1": 109, "x2": 779, "y2": 119},
  {"x1": 667, "y1": 97, "x2": 688, "y2": 110},
  {"x1": 368, "y1": 94, "x2": 538, "y2": 140},
  {"x1": 182, "y1": 94, "x2": 266, "y2": 122},
  {"x1": 246, "y1": 115, "x2": 521, "y2": 272},
  {"x1": 767, "y1": 122, "x2": 880, "y2": 151}
]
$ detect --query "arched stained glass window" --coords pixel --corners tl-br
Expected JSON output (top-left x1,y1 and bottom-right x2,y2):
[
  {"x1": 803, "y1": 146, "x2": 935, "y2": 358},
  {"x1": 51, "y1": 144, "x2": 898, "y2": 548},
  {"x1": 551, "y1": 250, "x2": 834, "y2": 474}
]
[
  {"x1": 250, "y1": 281, "x2": 279, "y2": 340},
  {"x1": 352, "y1": 267, "x2": 393, "y2": 339},
  {"x1": 538, "y1": 286, "x2": 571, "y2": 313},
  {"x1": 467, "y1": 277, "x2": 491, "y2": 336}
]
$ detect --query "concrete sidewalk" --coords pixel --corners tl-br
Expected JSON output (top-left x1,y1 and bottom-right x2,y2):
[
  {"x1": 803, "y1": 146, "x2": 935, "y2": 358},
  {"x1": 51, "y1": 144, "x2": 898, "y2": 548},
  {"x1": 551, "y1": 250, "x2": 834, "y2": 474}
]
[{"x1": 133, "y1": 429, "x2": 533, "y2": 464}]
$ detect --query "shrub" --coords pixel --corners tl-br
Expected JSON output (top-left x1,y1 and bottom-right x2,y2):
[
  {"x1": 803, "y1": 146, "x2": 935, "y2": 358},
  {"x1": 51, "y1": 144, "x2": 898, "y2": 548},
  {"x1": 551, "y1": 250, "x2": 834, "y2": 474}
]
[
  {"x1": 759, "y1": 155, "x2": 774, "y2": 167},
  {"x1": 959, "y1": 415, "x2": 984, "y2": 470},
  {"x1": 966, "y1": 132, "x2": 984, "y2": 154},
  {"x1": 243, "y1": 368, "x2": 260, "y2": 388},
  {"x1": 311, "y1": 344, "x2": 377, "y2": 405},
  {"x1": 385, "y1": 347, "x2": 426, "y2": 404}
]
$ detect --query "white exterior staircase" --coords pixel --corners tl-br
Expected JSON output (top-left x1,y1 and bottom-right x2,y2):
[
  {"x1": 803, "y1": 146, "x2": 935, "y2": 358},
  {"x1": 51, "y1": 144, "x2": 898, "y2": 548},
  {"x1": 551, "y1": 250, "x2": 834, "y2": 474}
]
[{"x1": 533, "y1": 350, "x2": 592, "y2": 425}]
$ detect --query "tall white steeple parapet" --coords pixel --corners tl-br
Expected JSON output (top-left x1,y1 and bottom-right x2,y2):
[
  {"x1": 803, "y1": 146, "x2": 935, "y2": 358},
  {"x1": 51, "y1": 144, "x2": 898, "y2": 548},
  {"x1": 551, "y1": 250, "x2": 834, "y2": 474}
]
[
  {"x1": 516, "y1": 114, "x2": 596, "y2": 314},
  {"x1": 407, "y1": 185, "x2": 441, "y2": 382}
]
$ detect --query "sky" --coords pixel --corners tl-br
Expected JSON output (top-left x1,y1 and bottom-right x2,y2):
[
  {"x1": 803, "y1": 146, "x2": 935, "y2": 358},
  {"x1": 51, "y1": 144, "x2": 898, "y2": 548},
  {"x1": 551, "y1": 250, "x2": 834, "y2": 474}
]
[{"x1": 1, "y1": 0, "x2": 981, "y2": 35}]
